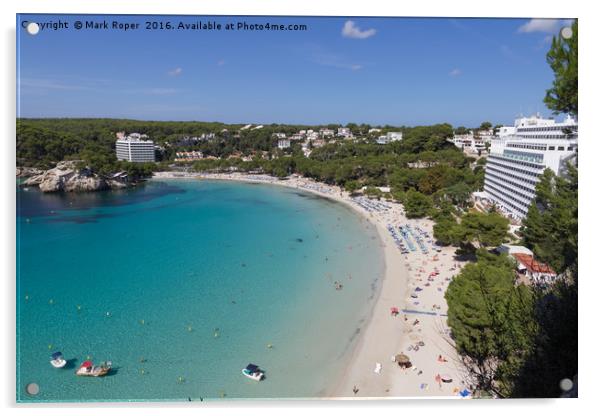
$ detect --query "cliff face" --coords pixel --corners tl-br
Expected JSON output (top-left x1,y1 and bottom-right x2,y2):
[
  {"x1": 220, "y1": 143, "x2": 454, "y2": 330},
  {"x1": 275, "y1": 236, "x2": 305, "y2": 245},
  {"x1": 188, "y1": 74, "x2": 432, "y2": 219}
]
[
  {"x1": 16, "y1": 167, "x2": 44, "y2": 177},
  {"x1": 22, "y1": 161, "x2": 126, "y2": 193}
]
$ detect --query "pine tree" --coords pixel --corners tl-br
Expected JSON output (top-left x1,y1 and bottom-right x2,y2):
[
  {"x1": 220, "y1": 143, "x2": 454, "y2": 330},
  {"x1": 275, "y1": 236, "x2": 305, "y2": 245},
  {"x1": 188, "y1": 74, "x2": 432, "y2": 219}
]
[{"x1": 544, "y1": 21, "x2": 578, "y2": 115}]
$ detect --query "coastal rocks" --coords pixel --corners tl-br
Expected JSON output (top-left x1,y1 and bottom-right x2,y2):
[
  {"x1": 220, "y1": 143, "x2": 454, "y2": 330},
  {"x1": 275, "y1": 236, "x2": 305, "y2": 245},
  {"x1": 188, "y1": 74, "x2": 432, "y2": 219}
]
[
  {"x1": 64, "y1": 175, "x2": 109, "y2": 192},
  {"x1": 38, "y1": 174, "x2": 68, "y2": 192},
  {"x1": 25, "y1": 161, "x2": 77, "y2": 192},
  {"x1": 22, "y1": 161, "x2": 116, "y2": 193},
  {"x1": 16, "y1": 166, "x2": 44, "y2": 177},
  {"x1": 107, "y1": 179, "x2": 129, "y2": 190}
]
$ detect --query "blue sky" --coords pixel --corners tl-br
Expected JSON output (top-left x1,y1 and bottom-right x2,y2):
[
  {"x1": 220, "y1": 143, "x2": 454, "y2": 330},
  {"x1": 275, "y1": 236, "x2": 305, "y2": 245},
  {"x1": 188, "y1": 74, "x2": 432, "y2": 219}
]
[{"x1": 17, "y1": 15, "x2": 574, "y2": 127}]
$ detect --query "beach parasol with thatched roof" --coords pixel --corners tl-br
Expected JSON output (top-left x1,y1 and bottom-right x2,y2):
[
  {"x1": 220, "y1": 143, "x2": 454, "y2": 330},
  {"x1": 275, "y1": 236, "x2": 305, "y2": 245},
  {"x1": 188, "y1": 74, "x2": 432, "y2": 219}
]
[{"x1": 394, "y1": 353, "x2": 412, "y2": 368}]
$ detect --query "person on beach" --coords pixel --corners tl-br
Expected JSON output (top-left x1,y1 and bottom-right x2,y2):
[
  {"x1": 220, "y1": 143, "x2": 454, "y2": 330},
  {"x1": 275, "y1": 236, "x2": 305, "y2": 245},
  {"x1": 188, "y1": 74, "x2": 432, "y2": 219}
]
[{"x1": 352, "y1": 385, "x2": 359, "y2": 395}]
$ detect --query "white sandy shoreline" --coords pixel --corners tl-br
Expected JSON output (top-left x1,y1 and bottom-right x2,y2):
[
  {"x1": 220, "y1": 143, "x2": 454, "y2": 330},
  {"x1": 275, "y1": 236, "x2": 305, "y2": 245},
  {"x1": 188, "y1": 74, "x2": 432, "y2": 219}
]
[{"x1": 152, "y1": 171, "x2": 469, "y2": 399}]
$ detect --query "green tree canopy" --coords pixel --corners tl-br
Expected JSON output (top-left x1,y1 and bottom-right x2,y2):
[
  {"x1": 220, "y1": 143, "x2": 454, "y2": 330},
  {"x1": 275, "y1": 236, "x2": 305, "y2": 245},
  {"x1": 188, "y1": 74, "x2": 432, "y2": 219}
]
[
  {"x1": 403, "y1": 188, "x2": 433, "y2": 218},
  {"x1": 521, "y1": 166, "x2": 578, "y2": 273},
  {"x1": 479, "y1": 121, "x2": 492, "y2": 131},
  {"x1": 455, "y1": 126, "x2": 470, "y2": 135},
  {"x1": 457, "y1": 211, "x2": 509, "y2": 248},
  {"x1": 445, "y1": 251, "x2": 537, "y2": 397},
  {"x1": 544, "y1": 20, "x2": 578, "y2": 115}
]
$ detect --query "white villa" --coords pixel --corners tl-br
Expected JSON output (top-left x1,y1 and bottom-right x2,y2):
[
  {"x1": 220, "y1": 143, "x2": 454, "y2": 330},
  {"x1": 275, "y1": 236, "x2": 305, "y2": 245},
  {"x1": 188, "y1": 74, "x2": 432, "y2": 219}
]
[
  {"x1": 319, "y1": 128, "x2": 335, "y2": 137},
  {"x1": 452, "y1": 131, "x2": 490, "y2": 153},
  {"x1": 277, "y1": 139, "x2": 291, "y2": 149},
  {"x1": 377, "y1": 131, "x2": 403, "y2": 145},
  {"x1": 337, "y1": 127, "x2": 353, "y2": 138}
]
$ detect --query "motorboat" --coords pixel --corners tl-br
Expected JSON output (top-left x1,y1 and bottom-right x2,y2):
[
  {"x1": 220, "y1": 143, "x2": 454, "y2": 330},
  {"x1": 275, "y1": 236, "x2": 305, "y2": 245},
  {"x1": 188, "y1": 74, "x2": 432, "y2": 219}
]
[
  {"x1": 75, "y1": 360, "x2": 112, "y2": 377},
  {"x1": 50, "y1": 351, "x2": 66, "y2": 368},
  {"x1": 242, "y1": 363, "x2": 265, "y2": 381}
]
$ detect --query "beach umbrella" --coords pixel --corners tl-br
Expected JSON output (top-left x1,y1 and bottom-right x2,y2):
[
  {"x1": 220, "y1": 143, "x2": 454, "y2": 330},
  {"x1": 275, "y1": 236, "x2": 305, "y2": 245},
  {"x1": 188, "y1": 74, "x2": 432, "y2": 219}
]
[
  {"x1": 394, "y1": 354, "x2": 410, "y2": 363},
  {"x1": 459, "y1": 389, "x2": 471, "y2": 397}
]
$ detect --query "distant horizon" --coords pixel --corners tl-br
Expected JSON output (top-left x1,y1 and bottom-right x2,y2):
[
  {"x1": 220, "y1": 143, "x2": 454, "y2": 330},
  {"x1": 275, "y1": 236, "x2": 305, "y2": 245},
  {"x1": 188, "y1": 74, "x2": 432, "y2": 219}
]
[{"x1": 17, "y1": 14, "x2": 574, "y2": 126}]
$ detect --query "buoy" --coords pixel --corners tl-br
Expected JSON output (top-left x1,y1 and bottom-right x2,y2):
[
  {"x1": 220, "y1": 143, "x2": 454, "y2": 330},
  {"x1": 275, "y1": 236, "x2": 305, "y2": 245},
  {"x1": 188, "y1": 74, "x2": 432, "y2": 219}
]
[
  {"x1": 106, "y1": 312, "x2": 111, "y2": 317},
  {"x1": 48, "y1": 344, "x2": 53, "y2": 350},
  {"x1": 76, "y1": 305, "x2": 82, "y2": 311},
  {"x1": 140, "y1": 369, "x2": 146, "y2": 375},
  {"x1": 140, "y1": 319, "x2": 145, "y2": 325},
  {"x1": 25, "y1": 294, "x2": 29, "y2": 301},
  {"x1": 187, "y1": 325, "x2": 193, "y2": 332},
  {"x1": 177, "y1": 376, "x2": 185, "y2": 383},
  {"x1": 267, "y1": 343, "x2": 273, "y2": 349},
  {"x1": 49, "y1": 299, "x2": 54, "y2": 305}
]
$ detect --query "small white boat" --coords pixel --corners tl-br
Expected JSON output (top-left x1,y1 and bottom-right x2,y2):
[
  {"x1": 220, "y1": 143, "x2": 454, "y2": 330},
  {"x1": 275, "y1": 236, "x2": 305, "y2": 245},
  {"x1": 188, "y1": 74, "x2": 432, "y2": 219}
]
[
  {"x1": 242, "y1": 363, "x2": 265, "y2": 381},
  {"x1": 50, "y1": 351, "x2": 66, "y2": 368}
]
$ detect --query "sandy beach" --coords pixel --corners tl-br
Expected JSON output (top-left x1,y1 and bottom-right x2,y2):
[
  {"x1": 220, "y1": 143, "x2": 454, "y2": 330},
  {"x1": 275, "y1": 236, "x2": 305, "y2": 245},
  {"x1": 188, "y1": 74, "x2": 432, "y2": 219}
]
[{"x1": 152, "y1": 171, "x2": 469, "y2": 398}]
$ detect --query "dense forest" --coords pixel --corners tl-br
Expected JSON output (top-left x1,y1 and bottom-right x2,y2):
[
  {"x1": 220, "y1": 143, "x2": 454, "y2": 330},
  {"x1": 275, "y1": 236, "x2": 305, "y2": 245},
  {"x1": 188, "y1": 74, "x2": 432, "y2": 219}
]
[{"x1": 17, "y1": 117, "x2": 485, "y2": 213}]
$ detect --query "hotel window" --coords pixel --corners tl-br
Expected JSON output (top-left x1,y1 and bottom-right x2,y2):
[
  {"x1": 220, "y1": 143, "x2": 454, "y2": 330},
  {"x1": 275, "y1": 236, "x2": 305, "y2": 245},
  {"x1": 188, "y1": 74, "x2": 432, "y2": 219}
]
[
  {"x1": 558, "y1": 147, "x2": 565, "y2": 151},
  {"x1": 548, "y1": 146, "x2": 555, "y2": 150}
]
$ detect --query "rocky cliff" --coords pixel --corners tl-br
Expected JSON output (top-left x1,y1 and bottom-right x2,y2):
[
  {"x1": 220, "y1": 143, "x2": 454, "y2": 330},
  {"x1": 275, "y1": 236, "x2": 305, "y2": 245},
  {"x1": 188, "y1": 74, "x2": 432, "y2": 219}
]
[{"x1": 21, "y1": 161, "x2": 129, "y2": 193}]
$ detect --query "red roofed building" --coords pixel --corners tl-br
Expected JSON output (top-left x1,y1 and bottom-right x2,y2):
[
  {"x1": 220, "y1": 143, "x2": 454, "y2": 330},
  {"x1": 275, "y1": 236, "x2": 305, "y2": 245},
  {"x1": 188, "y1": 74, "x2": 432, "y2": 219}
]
[{"x1": 512, "y1": 253, "x2": 557, "y2": 285}]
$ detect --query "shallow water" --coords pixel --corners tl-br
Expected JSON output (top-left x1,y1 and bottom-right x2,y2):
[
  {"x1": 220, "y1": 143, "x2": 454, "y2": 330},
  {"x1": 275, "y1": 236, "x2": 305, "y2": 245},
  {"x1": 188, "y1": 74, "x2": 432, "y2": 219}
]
[{"x1": 16, "y1": 179, "x2": 384, "y2": 402}]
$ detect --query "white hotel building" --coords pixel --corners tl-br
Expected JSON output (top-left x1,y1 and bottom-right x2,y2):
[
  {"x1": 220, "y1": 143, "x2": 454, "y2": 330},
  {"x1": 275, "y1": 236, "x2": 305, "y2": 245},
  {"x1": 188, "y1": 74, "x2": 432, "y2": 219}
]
[
  {"x1": 483, "y1": 114, "x2": 577, "y2": 219},
  {"x1": 116, "y1": 134, "x2": 156, "y2": 163}
]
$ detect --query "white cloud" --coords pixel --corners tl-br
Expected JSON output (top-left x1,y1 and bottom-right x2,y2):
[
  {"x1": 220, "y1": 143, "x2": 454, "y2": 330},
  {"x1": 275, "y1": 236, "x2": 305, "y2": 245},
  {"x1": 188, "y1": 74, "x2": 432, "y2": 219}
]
[
  {"x1": 341, "y1": 20, "x2": 376, "y2": 39},
  {"x1": 312, "y1": 52, "x2": 363, "y2": 71},
  {"x1": 168, "y1": 67, "x2": 183, "y2": 76},
  {"x1": 19, "y1": 78, "x2": 92, "y2": 91},
  {"x1": 121, "y1": 87, "x2": 178, "y2": 95},
  {"x1": 518, "y1": 19, "x2": 571, "y2": 34},
  {"x1": 307, "y1": 44, "x2": 363, "y2": 71},
  {"x1": 143, "y1": 88, "x2": 177, "y2": 95},
  {"x1": 449, "y1": 68, "x2": 462, "y2": 77}
]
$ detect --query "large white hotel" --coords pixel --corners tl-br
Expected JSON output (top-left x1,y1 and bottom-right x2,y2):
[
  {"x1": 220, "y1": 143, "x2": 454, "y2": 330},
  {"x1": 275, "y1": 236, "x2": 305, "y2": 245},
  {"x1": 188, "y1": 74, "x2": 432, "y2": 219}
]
[
  {"x1": 115, "y1": 133, "x2": 156, "y2": 163},
  {"x1": 483, "y1": 113, "x2": 578, "y2": 219}
]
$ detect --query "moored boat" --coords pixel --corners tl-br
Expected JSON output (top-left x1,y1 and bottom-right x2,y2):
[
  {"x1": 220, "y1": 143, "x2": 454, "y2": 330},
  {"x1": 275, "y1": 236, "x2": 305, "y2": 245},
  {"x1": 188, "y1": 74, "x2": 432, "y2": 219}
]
[
  {"x1": 50, "y1": 351, "x2": 66, "y2": 368},
  {"x1": 75, "y1": 360, "x2": 112, "y2": 377},
  {"x1": 242, "y1": 363, "x2": 264, "y2": 381}
]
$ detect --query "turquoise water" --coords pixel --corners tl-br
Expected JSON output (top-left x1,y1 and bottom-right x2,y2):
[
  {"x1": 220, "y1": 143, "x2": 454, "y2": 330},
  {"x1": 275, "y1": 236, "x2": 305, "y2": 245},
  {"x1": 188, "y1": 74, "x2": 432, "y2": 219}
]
[{"x1": 16, "y1": 179, "x2": 384, "y2": 402}]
